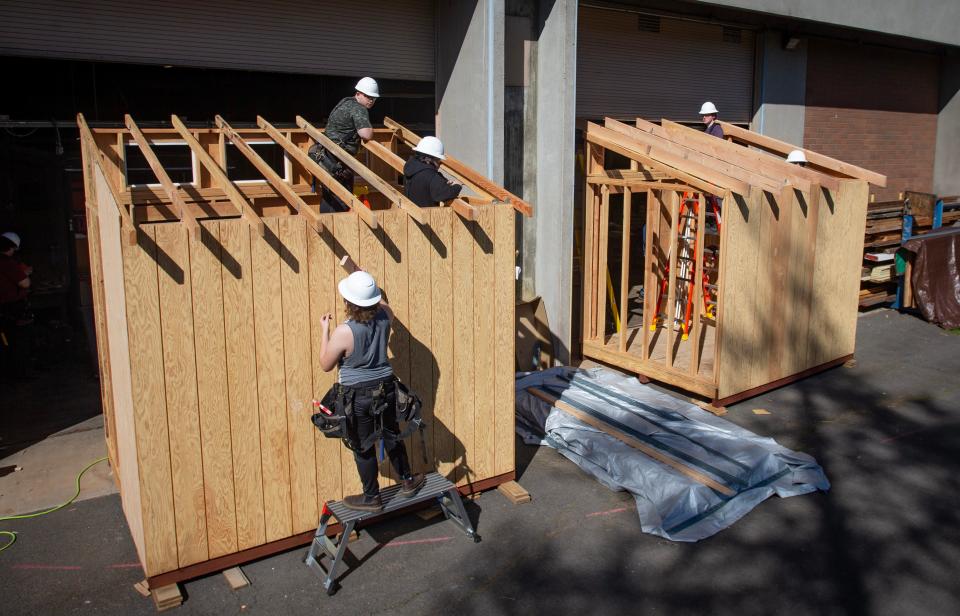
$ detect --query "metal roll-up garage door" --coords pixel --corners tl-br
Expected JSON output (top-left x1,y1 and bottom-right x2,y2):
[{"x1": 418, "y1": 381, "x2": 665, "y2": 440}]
[
  {"x1": 0, "y1": 0, "x2": 435, "y2": 81},
  {"x1": 577, "y1": 5, "x2": 755, "y2": 122}
]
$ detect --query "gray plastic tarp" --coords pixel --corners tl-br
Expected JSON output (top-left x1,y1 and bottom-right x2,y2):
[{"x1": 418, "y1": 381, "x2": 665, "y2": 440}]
[{"x1": 516, "y1": 367, "x2": 830, "y2": 542}]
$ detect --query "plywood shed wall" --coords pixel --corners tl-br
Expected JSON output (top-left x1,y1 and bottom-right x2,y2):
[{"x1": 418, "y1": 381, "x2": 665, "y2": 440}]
[
  {"x1": 77, "y1": 113, "x2": 530, "y2": 584},
  {"x1": 581, "y1": 117, "x2": 886, "y2": 405}
]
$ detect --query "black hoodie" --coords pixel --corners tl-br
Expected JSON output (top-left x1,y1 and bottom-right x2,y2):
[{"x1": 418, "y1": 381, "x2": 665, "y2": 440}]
[{"x1": 403, "y1": 157, "x2": 462, "y2": 207}]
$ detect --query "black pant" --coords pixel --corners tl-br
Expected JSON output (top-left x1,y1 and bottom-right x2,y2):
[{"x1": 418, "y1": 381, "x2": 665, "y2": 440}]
[
  {"x1": 348, "y1": 380, "x2": 411, "y2": 497},
  {"x1": 313, "y1": 150, "x2": 354, "y2": 213}
]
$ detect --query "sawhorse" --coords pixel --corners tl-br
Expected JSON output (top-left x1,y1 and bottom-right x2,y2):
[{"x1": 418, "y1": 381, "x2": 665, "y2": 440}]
[{"x1": 305, "y1": 472, "x2": 479, "y2": 595}]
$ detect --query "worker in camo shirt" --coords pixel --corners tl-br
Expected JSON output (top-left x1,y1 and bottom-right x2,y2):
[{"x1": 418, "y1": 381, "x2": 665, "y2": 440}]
[{"x1": 310, "y1": 77, "x2": 380, "y2": 212}]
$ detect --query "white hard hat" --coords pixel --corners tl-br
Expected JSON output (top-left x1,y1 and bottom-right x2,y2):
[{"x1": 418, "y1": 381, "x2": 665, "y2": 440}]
[
  {"x1": 413, "y1": 135, "x2": 446, "y2": 160},
  {"x1": 1, "y1": 231, "x2": 20, "y2": 249},
  {"x1": 787, "y1": 149, "x2": 807, "y2": 164},
  {"x1": 699, "y1": 101, "x2": 719, "y2": 115},
  {"x1": 338, "y1": 271, "x2": 382, "y2": 307},
  {"x1": 355, "y1": 77, "x2": 380, "y2": 98}
]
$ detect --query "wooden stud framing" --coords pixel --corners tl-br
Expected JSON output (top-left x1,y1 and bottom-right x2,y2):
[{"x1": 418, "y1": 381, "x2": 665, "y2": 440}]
[
  {"x1": 255, "y1": 116, "x2": 378, "y2": 229},
  {"x1": 124, "y1": 115, "x2": 201, "y2": 238},
  {"x1": 688, "y1": 194, "x2": 706, "y2": 377},
  {"x1": 214, "y1": 116, "x2": 322, "y2": 233},
  {"x1": 77, "y1": 113, "x2": 137, "y2": 245},
  {"x1": 664, "y1": 191, "x2": 680, "y2": 368},
  {"x1": 619, "y1": 187, "x2": 631, "y2": 353},
  {"x1": 718, "y1": 121, "x2": 888, "y2": 187},
  {"x1": 170, "y1": 115, "x2": 266, "y2": 235}
]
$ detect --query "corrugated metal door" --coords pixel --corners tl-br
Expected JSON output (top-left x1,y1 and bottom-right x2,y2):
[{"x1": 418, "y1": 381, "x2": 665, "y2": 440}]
[
  {"x1": 0, "y1": 0, "x2": 435, "y2": 81},
  {"x1": 577, "y1": 6, "x2": 755, "y2": 122}
]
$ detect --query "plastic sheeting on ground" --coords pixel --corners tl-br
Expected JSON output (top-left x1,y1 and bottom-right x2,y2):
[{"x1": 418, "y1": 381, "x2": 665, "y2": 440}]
[{"x1": 516, "y1": 367, "x2": 830, "y2": 542}]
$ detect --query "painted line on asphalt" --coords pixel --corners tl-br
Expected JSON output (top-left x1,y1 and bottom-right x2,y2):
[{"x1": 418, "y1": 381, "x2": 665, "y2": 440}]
[
  {"x1": 381, "y1": 536, "x2": 453, "y2": 547},
  {"x1": 586, "y1": 507, "x2": 629, "y2": 518}
]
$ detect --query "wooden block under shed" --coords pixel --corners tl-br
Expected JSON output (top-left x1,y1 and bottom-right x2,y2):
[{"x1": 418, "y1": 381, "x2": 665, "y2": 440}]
[
  {"x1": 133, "y1": 579, "x2": 151, "y2": 598},
  {"x1": 222, "y1": 566, "x2": 250, "y2": 590},
  {"x1": 151, "y1": 583, "x2": 183, "y2": 612},
  {"x1": 497, "y1": 480, "x2": 531, "y2": 504}
]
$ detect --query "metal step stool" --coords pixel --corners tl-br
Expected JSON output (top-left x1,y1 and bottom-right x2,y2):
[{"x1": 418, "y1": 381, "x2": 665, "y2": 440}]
[{"x1": 305, "y1": 472, "x2": 479, "y2": 595}]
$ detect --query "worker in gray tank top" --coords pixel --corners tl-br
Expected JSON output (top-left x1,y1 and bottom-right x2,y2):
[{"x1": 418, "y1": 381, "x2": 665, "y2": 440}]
[{"x1": 319, "y1": 270, "x2": 425, "y2": 511}]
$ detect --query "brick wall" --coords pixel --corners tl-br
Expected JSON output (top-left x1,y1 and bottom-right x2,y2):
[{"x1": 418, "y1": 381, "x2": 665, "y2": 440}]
[{"x1": 804, "y1": 39, "x2": 940, "y2": 201}]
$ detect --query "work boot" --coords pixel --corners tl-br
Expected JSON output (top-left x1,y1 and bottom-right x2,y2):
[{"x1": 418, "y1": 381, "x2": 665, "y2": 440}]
[
  {"x1": 342, "y1": 493, "x2": 383, "y2": 512},
  {"x1": 398, "y1": 474, "x2": 426, "y2": 498}
]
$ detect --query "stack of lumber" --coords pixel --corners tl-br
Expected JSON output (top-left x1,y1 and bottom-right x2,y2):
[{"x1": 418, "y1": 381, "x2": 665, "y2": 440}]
[
  {"x1": 860, "y1": 199, "x2": 904, "y2": 308},
  {"x1": 940, "y1": 195, "x2": 960, "y2": 227}
]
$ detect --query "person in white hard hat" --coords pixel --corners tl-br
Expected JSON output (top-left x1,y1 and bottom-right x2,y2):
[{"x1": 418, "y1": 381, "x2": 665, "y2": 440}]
[
  {"x1": 310, "y1": 77, "x2": 381, "y2": 212},
  {"x1": 699, "y1": 101, "x2": 724, "y2": 139},
  {"x1": 787, "y1": 149, "x2": 807, "y2": 167},
  {"x1": 402, "y1": 136, "x2": 462, "y2": 207},
  {"x1": 1, "y1": 231, "x2": 33, "y2": 381},
  {"x1": 317, "y1": 269, "x2": 425, "y2": 512}
]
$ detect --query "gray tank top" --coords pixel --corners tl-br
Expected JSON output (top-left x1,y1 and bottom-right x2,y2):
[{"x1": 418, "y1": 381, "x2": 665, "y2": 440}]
[{"x1": 338, "y1": 310, "x2": 393, "y2": 386}]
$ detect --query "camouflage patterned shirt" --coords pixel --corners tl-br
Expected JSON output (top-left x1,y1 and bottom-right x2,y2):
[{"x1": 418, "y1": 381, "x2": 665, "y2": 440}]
[{"x1": 323, "y1": 96, "x2": 372, "y2": 155}]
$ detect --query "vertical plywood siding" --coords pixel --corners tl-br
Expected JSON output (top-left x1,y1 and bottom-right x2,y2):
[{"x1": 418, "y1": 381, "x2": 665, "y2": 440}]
[
  {"x1": 119, "y1": 207, "x2": 515, "y2": 576},
  {"x1": 717, "y1": 181, "x2": 867, "y2": 398}
]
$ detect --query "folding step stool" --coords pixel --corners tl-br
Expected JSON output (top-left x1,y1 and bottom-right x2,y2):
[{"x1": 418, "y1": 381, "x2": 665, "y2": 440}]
[{"x1": 305, "y1": 471, "x2": 479, "y2": 595}]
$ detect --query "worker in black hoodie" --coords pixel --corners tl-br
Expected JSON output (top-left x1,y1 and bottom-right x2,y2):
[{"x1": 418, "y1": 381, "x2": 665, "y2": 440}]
[{"x1": 403, "y1": 136, "x2": 462, "y2": 207}]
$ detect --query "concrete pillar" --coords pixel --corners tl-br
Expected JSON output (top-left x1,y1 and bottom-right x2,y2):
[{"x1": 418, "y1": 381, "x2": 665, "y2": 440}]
[
  {"x1": 530, "y1": 0, "x2": 577, "y2": 363},
  {"x1": 436, "y1": 0, "x2": 505, "y2": 184},
  {"x1": 751, "y1": 30, "x2": 807, "y2": 145},
  {"x1": 934, "y1": 52, "x2": 960, "y2": 196}
]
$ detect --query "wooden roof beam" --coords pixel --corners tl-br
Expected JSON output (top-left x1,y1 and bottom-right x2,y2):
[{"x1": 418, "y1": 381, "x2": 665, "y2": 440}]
[
  {"x1": 296, "y1": 116, "x2": 429, "y2": 225},
  {"x1": 76, "y1": 113, "x2": 137, "y2": 245},
  {"x1": 124, "y1": 115, "x2": 201, "y2": 239},
  {"x1": 215, "y1": 116, "x2": 322, "y2": 234},
  {"x1": 656, "y1": 119, "x2": 831, "y2": 193},
  {"x1": 383, "y1": 117, "x2": 534, "y2": 217},
  {"x1": 587, "y1": 127, "x2": 726, "y2": 195},
  {"x1": 718, "y1": 121, "x2": 888, "y2": 187},
  {"x1": 603, "y1": 119, "x2": 763, "y2": 194},
  {"x1": 586, "y1": 123, "x2": 734, "y2": 196},
  {"x1": 170, "y1": 115, "x2": 266, "y2": 235},
  {"x1": 256, "y1": 116, "x2": 378, "y2": 229}
]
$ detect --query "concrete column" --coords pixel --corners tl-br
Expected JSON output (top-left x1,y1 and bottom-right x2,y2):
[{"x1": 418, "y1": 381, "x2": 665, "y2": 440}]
[
  {"x1": 934, "y1": 53, "x2": 960, "y2": 196},
  {"x1": 436, "y1": 0, "x2": 505, "y2": 184},
  {"x1": 530, "y1": 0, "x2": 577, "y2": 363},
  {"x1": 751, "y1": 30, "x2": 807, "y2": 145}
]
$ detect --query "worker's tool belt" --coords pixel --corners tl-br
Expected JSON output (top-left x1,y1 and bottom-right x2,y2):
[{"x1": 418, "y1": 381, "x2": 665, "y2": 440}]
[{"x1": 311, "y1": 376, "x2": 427, "y2": 463}]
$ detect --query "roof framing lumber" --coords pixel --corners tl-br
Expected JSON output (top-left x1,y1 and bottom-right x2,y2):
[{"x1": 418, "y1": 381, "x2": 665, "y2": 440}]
[
  {"x1": 170, "y1": 114, "x2": 266, "y2": 235},
  {"x1": 256, "y1": 116, "x2": 378, "y2": 229},
  {"x1": 77, "y1": 113, "x2": 137, "y2": 245},
  {"x1": 124, "y1": 115, "x2": 202, "y2": 238},
  {"x1": 295, "y1": 116, "x2": 425, "y2": 225},
  {"x1": 602, "y1": 119, "x2": 757, "y2": 195},
  {"x1": 585, "y1": 123, "x2": 727, "y2": 196},
  {"x1": 214, "y1": 115, "x2": 322, "y2": 233},
  {"x1": 383, "y1": 117, "x2": 534, "y2": 217},
  {"x1": 656, "y1": 119, "x2": 827, "y2": 193},
  {"x1": 718, "y1": 121, "x2": 888, "y2": 187}
]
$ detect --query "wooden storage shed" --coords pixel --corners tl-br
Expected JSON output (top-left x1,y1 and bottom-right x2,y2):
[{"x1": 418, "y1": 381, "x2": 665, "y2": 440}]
[
  {"x1": 581, "y1": 118, "x2": 886, "y2": 406},
  {"x1": 76, "y1": 112, "x2": 528, "y2": 587}
]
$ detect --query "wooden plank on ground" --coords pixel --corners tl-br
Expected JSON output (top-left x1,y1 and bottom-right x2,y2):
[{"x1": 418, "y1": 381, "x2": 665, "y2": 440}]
[
  {"x1": 497, "y1": 480, "x2": 531, "y2": 504},
  {"x1": 250, "y1": 218, "x2": 292, "y2": 542},
  {"x1": 430, "y1": 208, "x2": 456, "y2": 480},
  {"x1": 280, "y1": 216, "x2": 319, "y2": 532},
  {"x1": 472, "y1": 206, "x2": 496, "y2": 482},
  {"x1": 527, "y1": 388, "x2": 734, "y2": 496},
  {"x1": 308, "y1": 217, "x2": 343, "y2": 503},
  {"x1": 222, "y1": 567, "x2": 251, "y2": 590},
  {"x1": 123, "y1": 224, "x2": 178, "y2": 575},
  {"x1": 219, "y1": 220, "x2": 266, "y2": 550},
  {"x1": 154, "y1": 222, "x2": 208, "y2": 567},
  {"x1": 493, "y1": 204, "x2": 515, "y2": 475},
  {"x1": 189, "y1": 220, "x2": 238, "y2": 559},
  {"x1": 452, "y1": 214, "x2": 475, "y2": 485}
]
